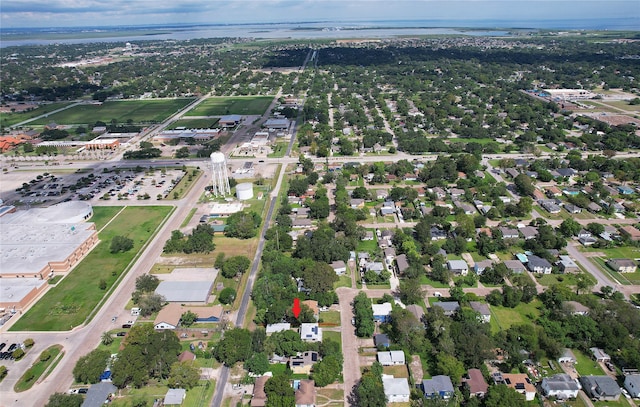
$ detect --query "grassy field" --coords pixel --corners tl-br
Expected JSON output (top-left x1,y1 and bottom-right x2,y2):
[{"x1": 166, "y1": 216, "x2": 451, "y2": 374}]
[
  {"x1": 268, "y1": 142, "x2": 288, "y2": 158},
  {"x1": 14, "y1": 345, "x2": 63, "y2": 392},
  {"x1": 320, "y1": 311, "x2": 341, "y2": 325},
  {"x1": 168, "y1": 169, "x2": 202, "y2": 200},
  {"x1": 489, "y1": 300, "x2": 542, "y2": 333},
  {"x1": 573, "y1": 349, "x2": 606, "y2": 376},
  {"x1": 11, "y1": 206, "x2": 172, "y2": 331},
  {"x1": 323, "y1": 330, "x2": 342, "y2": 348},
  {"x1": 0, "y1": 102, "x2": 73, "y2": 128},
  {"x1": 166, "y1": 118, "x2": 219, "y2": 129},
  {"x1": 91, "y1": 206, "x2": 125, "y2": 230},
  {"x1": 536, "y1": 273, "x2": 579, "y2": 287},
  {"x1": 383, "y1": 365, "x2": 410, "y2": 378},
  {"x1": 30, "y1": 99, "x2": 194, "y2": 125},
  {"x1": 186, "y1": 96, "x2": 273, "y2": 116}
]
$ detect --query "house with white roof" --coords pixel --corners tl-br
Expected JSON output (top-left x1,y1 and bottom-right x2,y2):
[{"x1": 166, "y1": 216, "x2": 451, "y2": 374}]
[
  {"x1": 372, "y1": 303, "x2": 393, "y2": 322},
  {"x1": 447, "y1": 259, "x2": 469, "y2": 276},
  {"x1": 300, "y1": 323, "x2": 322, "y2": 342},
  {"x1": 377, "y1": 351, "x2": 405, "y2": 366},
  {"x1": 382, "y1": 376, "x2": 410, "y2": 403}
]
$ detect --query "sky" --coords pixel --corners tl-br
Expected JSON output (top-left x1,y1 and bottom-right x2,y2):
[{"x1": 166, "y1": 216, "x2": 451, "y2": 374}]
[{"x1": 1, "y1": 0, "x2": 638, "y2": 29}]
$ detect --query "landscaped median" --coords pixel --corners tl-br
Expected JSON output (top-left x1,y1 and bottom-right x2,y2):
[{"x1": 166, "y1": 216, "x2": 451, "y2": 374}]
[
  {"x1": 14, "y1": 345, "x2": 63, "y2": 392},
  {"x1": 10, "y1": 206, "x2": 173, "y2": 331}
]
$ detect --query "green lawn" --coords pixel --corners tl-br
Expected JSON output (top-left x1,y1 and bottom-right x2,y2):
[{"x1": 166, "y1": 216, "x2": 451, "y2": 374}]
[
  {"x1": 168, "y1": 169, "x2": 202, "y2": 200},
  {"x1": 489, "y1": 300, "x2": 542, "y2": 333},
  {"x1": 30, "y1": 99, "x2": 194, "y2": 125},
  {"x1": 420, "y1": 275, "x2": 451, "y2": 288},
  {"x1": 536, "y1": 273, "x2": 579, "y2": 287},
  {"x1": 14, "y1": 345, "x2": 63, "y2": 392},
  {"x1": 90, "y1": 206, "x2": 124, "y2": 230},
  {"x1": 320, "y1": 311, "x2": 341, "y2": 325},
  {"x1": 268, "y1": 142, "x2": 288, "y2": 158},
  {"x1": 573, "y1": 349, "x2": 606, "y2": 376},
  {"x1": 0, "y1": 102, "x2": 72, "y2": 127},
  {"x1": 357, "y1": 237, "x2": 378, "y2": 253},
  {"x1": 334, "y1": 274, "x2": 352, "y2": 289},
  {"x1": 11, "y1": 206, "x2": 172, "y2": 331},
  {"x1": 166, "y1": 118, "x2": 219, "y2": 129},
  {"x1": 323, "y1": 330, "x2": 342, "y2": 348},
  {"x1": 186, "y1": 96, "x2": 273, "y2": 116}
]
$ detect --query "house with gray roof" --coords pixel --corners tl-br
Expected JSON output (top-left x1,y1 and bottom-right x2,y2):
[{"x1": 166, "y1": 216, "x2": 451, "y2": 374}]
[
  {"x1": 469, "y1": 301, "x2": 491, "y2": 323},
  {"x1": 499, "y1": 227, "x2": 519, "y2": 239},
  {"x1": 163, "y1": 388, "x2": 186, "y2": 406},
  {"x1": 406, "y1": 304, "x2": 425, "y2": 321},
  {"x1": 82, "y1": 382, "x2": 117, "y2": 407},
  {"x1": 579, "y1": 376, "x2": 620, "y2": 401},
  {"x1": 422, "y1": 376, "x2": 455, "y2": 399},
  {"x1": 558, "y1": 255, "x2": 579, "y2": 273},
  {"x1": 527, "y1": 255, "x2": 552, "y2": 274},
  {"x1": 447, "y1": 259, "x2": 469, "y2": 276},
  {"x1": 541, "y1": 374, "x2": 581, "y2": 399},
  {"x1": 590, "y1": 348, "x2": 611, "y2": 363},
  {"x1": 519, "y1": 226, "x2": 538, "y2": 240},
  {"x1": 395, "y1": 254, "x2": 410, "y2": 274},
  {"x1": 558, "y1": 348, "x2": 577, "y2": 364},
  {"x1": 503, "y1": 260, "x2": 526, "y2": 274},
  {"x1": 377, "y1": 350, "x2": 405, "y2": 366},
  {"x1": 624, "y1": 375, "x2": 640, "y2": 398},
  {"x1": 433, "y1": 301, "x2": 460, "y2": 317}
]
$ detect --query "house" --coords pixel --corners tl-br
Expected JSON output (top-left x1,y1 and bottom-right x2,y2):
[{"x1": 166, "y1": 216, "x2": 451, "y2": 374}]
[
  {"x1": 557, "y1": 168, "x2": 576, "y2": 178},
  {"x1": 620, "y1": 225, "x2": 640, "y2": 241},
  {"x1": 290, "y1": 351, "x2": 319, "y2": 375},
  {"x1": 558, "y1": 348, "x2": 577, "y2": 364},
  {"x1": 219, "y1": 114, "x2": 242, "y2": 127},
  {"x1": 557, "y1": 255, "x2": 579, "y2": 273},
  {"x1": 430, "y1": 226, "x2": 448, "y2": 240},
  {"x1": 495, "y1": 373, "x2": 536, "y2": 401},
  {"x1": 527, "y1": 255, "x2": 552, "y2": 274},
  {"x1": 362, "y1": 231, "x2": 374, "y2": 241},
  {"x1": 395, "y1": 254, "x2": 410, "y2": 274},
  {"x1": 565, "y1": 204, "x2": 582, "y2": 214},
  {"x1": 474, "y1": 260, "x2": 493, "y2": 275},
  {"x1": 564, "y1": 301, "x2": 589, "y2": 316},
  {"x1": 505, "y1": 168, "x2": 520, "y2": 179},
  {"x1": 541, "y1": 374, "x2": 581, "y2": 399},
  {"x1": 469, "y1": 301, "x2": 491, "y2": 323},
  {"x1": 540, "y1": 200, "x2": 562, "y2": 214},
  {"x1": 519, "y1": 226, "x2": 538, "y2": 240},
  {"x1": 163, "y1": 389, "x2": 187, "y2": 406},
  {"x1": 499, "y1": 227, "x2": 519, "y2": 239},
  {"x1": 503, "y1": 260, "x2": 526, "y2": 274},
  {"x1": 82, "y1": 382, "x2": 117, "y2": 407},
  {"x1": 294, "y1": 380, "x2": 316, "y2": 407},
  {"x1": 383, "y1": 376, "x2": 411, "y2": 403},
  {"x1": 330, "y1": 260, "x2": 347, "y2": 275},
  {"x1": 546, "y1": 186, "x2": 562, "y2": 197},
  {"x1": 447, "y1": 260, "x2": 469, "y2": 276},
  {"x1": 607, "y1": 258, "x2": 637, "y2": 273},
  {"x1": 624, "y1": 375, "x2": 640, "y2": 398},
  {"x1": 463, "y1": 369, "x2": 488, "y2": 398},
  {"x1": 300, "y1": 323, "x2": 322, "y2": 342},
  {"x1": 587, "y1": 202, "x2": 602, "y2": 213},
  {"x1": 266, "y1": 323, "x2": 291, "y2": 335},
  {"x1": 350, "y1": 199, "x2": 365, "y2": 209},
  {"x1": 374, "y1": 333, "x2": 390, "y2": 348},
  {"x1": 378, "y1": 351, "x2": 406, "y2": 366},
  {"x1": 433, "y1": 301, "x2": 460, "y2": 317},
  {"x1": 372, "y1": 303, "x2": 393, "y2": 322},
  {"x1": 380, "y1": 206, "x2": 396, "y2": 216},
  {"x1": 376, "y1": 190, "x2": 388, "y2": 200},
  {"x1": 590, "y1": 348, "x2": 611, "y2": 363},
  {"x1": 292, "y1": 218, "x2": 313, "y2": 228},
  {"x1": 364, "y1": 262, "x2": 385, "y2": 274},
  {"x1": 406, "y1": 304, "x2": 425, "y2": 321},
  {"x1": 579, "y1": 235, "x2": 597, "y2": 246},
  {"x1": 251, "y1": 376, "x2": 269, "y2": 406},
  {"x1": 449, "y1": 188, "x2": 465, "y2": 198},
  {"x1": 153, "y1": 303, "x2": 223, "y2": 330},
  {"x1": 579, "y1": 376, "x2": 620, "y2": 401},
  {"x1": 422, "y1": 376, "x2": 455, "y2": 399}
]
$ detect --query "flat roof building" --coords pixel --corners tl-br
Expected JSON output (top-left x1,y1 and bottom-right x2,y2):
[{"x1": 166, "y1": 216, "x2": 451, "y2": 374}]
[{"x1": 154, "y1": 281, "x2": 213, "y2": 303}]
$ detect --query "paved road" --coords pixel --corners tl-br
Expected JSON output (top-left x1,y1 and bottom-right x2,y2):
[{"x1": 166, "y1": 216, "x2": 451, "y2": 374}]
[
  {"x1": 336, "y1": 288, "x2": 361, "y2": 406},
  {"x1": 0, "y1": 172, "x2": 211, "y2": 407}
]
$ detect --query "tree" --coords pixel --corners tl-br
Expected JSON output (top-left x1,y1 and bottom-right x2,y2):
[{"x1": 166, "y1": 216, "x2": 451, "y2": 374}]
[
  {"x1": 136, "y1": 274, "x2": 160, "y2": 292},
  {"x1": 221, "y1": 256, "x2": 251, "y2": 278},
  {"x1": 137, "y1": 293, "x2": 165, "y2": 316},
  {"x1": 398, "y1": 278, "x2": 424, "y2": 305},
  {"x1": 575, "y1": 272, "x2": 595, "y2": 295},
  {"x1": 12, "y1": 348, "x2": 24, "y2": 360},
  {"x1": 101, "y1": 331, "x2": 114, "y2": 346},
  {"x1": 180, "y1": 311, "x2": 198, "y2": 327},
  {"x1": 514, "y1": 174, "x2": 535, "y2": 197},
  {"x1": 268, "y1": 330, "x2": 305, "y2": 357},
  {"x1": 175, "y1": 147, "x2": 190, "y2": 159},
  {"x1": 355, "y1": 362, "x2": 386, "y2": 407},
  {"x1": 167, "y1": 361, "x2": 200, "y2": 389},
  {"x1": 110, "y1": 235, "x2": 134, "y2": 253},
  {"x1": 245, "y1": 352, "x2": 270, "y2": 375},
  {"x1": 73, "y1": 349, "x2": 110, "y2": 384},
  {"x1": 265, "y1": 372, "x2": 296, "y2": 406},
  {"x1": 434, "y1": 353, "x2": 465, "y2": 384},
  {"x1": 484, "y1": 384, "x2": 525, "y2": 407},
  {"x1": 0, "y1": 365, "x2": 6, "y2": 381},
  {"x1": 224, "y1": 211, "x2": 261, "y2": 239},
  {"x1": 23, "y1": 338, "x2": 34, "y2": 348},
  {"x1": 312, "y1": 354, "x2": 342, "y2": 387},
  {"x1": 559, "y1": 218, "x2": 581, "y2": 237},
  {"x1": 219, "y1": 287, "x2": 237, "y2": 305},
  {"x1": 213, "y1": 328, "x2": 252, "y2": 366},
  {"x1": 353, "y1": 292, "x2": 375, "y2": 337},
  {"x1": 45, "y1": 393, "x2": 84, "y2": 407}
]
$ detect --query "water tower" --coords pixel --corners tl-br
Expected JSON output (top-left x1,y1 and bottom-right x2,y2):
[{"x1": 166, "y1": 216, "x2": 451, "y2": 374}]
[{"x1": 210, "y1": 152, "x2": 230, "y2": 197}]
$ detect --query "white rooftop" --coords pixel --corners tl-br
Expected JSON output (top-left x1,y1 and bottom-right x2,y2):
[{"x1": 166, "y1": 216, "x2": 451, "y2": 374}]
[
  {"x1": 0, "y1": 278, "x2": 46, "y2": 304},
  {"x1": 372, "y1": 302, "x2": 392, "y2": 316},
  {"x1": 209, "y1": 202, "x2": 244, "y2": 215},
  {"x1": 155, "y1": 281, "x2": 213, "y2": 303}
]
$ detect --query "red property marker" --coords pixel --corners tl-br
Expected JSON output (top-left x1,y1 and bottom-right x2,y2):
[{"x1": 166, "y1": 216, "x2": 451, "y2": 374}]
[{"x1": 292, "y1": 298, "x2": 301, "y2": 318}]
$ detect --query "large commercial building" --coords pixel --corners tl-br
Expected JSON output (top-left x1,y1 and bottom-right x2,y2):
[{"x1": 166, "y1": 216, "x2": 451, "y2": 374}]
[{"x1": 0, "y1": 202, "x2": 98, "y2": 310}]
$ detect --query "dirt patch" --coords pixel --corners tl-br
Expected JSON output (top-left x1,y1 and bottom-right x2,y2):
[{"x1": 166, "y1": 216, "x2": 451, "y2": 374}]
[{"x1": 409, "y1": 355, "x2": 424, "y2": 383}]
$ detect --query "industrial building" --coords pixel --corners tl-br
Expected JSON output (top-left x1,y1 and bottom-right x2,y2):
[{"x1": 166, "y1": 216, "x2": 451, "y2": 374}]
[{"x1": 154, "y1": 281, "x2": 214, "y2": 303}]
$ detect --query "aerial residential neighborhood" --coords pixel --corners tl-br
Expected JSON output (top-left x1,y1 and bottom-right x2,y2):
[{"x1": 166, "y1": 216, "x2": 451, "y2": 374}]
[{"x1": 1, "y1": 6, "x2": 640, "y2": 407}]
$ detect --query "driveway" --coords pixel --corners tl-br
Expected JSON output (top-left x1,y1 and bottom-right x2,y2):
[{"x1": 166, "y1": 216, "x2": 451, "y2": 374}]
[{"x1": 336, "y1": 288, "x2": 361, "y2": 406}]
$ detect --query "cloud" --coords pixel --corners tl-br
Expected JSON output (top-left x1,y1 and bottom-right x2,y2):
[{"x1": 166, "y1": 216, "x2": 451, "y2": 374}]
[{"x1": 1, "y1": 0, "x2": 638, "y2": 28}]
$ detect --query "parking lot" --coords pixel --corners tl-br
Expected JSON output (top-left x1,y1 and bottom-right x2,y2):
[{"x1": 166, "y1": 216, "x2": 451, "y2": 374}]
[{"x1": 0, "y1": 341, "x2": 24, "y2": 362}]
